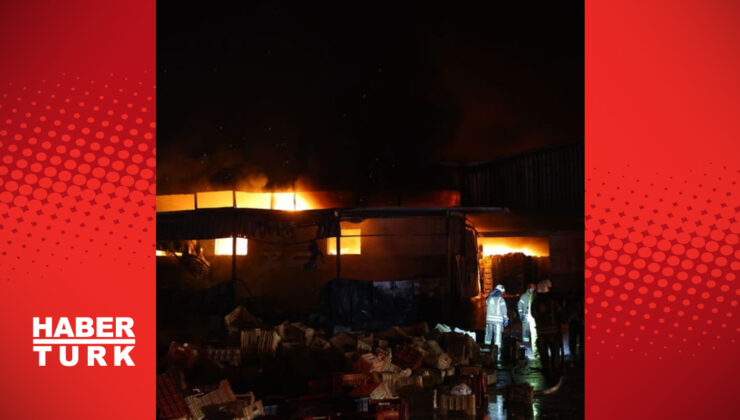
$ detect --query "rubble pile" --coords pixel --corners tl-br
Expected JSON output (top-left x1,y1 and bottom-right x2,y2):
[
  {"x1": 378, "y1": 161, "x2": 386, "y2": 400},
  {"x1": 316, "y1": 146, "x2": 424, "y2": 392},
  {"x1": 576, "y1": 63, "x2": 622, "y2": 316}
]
[{"x1": 156, "y1": 307, "x2": 496, "y2": 419}]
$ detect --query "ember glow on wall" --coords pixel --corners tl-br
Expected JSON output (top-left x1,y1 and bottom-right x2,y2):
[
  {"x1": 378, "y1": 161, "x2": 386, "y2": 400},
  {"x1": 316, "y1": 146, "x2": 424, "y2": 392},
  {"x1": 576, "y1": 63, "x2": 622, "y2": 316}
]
[
  {"x1": 327, "y1": 229, "x2": 362, "y2": 255},
  {"x1": 479, "y1": 236, "x2": 549, "y2": 257}
]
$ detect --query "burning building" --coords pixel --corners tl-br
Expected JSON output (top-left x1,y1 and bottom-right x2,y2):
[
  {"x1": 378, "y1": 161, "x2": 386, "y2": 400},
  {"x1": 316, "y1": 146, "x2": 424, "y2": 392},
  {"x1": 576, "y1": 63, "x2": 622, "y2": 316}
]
[
  {"x1": 156, "y1": 143, "x2": 584, "y2": 332},
  {"x1": 156, "y1": 189, "x2": 481, "y2": 327}
]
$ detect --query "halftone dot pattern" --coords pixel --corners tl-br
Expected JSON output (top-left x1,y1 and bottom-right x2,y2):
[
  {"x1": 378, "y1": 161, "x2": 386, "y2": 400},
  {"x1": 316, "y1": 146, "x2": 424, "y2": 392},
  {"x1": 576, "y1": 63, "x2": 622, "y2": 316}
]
[
  {"x1": 587, "y1": 165, "x2": 739, "y2": 359},
  {"x1": 0, "y1": 73, "x2": 155, "y2": 282}
]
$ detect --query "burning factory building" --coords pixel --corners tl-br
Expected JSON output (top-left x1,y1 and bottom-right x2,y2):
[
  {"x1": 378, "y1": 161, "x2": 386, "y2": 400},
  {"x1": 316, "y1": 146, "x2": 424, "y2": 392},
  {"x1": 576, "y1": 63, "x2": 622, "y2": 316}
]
[
  {"x1": 156, "y1": 142, "x2": 583, "y2": 336},
  {"x1": 154, "y1": 143, "x2": 584, "y2": 419},
  {"x1": 157, "y1": 189, "x2": 477, "y2": 324}
]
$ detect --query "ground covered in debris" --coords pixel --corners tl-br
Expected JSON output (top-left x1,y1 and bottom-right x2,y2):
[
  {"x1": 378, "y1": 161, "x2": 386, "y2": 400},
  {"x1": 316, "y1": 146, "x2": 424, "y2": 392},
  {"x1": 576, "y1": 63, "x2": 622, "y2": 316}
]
[
  {"x1": 156, "y1": 303, "x2": 583, "y2": 419},
  {"x1": 488, "y1": 360, "x2": 584, "y2": 419}
]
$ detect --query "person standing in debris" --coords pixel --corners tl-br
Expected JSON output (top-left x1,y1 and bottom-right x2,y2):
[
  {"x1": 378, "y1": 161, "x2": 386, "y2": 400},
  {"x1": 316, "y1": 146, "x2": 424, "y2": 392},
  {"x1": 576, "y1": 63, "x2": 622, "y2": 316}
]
[
  {"x1": 517, "y1": 283, "x2": 536, "y2": 344},
  {"x1": 532, "y1": 279, "x2": 562, "y2": 384},
  {"x1": 485, "y1": 284, "x2": 509, "y2": 356}
]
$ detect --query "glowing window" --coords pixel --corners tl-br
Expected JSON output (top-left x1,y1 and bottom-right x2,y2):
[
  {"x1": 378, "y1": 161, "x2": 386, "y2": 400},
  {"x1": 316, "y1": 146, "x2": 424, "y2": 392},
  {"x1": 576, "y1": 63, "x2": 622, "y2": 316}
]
[
  {"x1": 293, "y1": 193, "x2": 311, "y2": 210},
  {"x1": 270, "y1": 192, "x2": 312, "y2": 210},
  {"x1": 273, "y1": 192, "x2": 297, "y2": 211},
  {"x1": 235, "y1": 192, "x2": 272, "y2": 209},
  {"x1": 156, "y1": 191, "x2": 315, "y2": 212},
  {"x1": 214, "y1": 237, "x2": 248, "y2": 255},
  {"x1": 155, "y1": 250, "x2": 183, "y2": 257},
  {"x1": 156, "y1": 194, "x2": 195, "y2": 212},
  {"x1": 327, "y1": 229, "x2": 361, "y2": 255},
  {"x1": 197, "y1": 191, "x2": 235, "y2": 208},
  {"x1": 480, "y1": 237, "x2": 549, "y2": 257}
]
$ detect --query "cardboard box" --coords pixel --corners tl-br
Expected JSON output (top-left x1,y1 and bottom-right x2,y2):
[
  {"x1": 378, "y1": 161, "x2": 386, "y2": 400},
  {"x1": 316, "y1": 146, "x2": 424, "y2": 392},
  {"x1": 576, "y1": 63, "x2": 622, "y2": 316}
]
[
  {"x1": 438, "y1": 393, "x2": 476, "y2": 416},
  {"x1": 393, "y1": 344, "x2": 424, "y2": 370},
  {"x1": 184, "y1": 379, "x2": 236, "y2": 420},
  {"x1": 240, "y1": 328, "x2": 280, "y2": 357}
]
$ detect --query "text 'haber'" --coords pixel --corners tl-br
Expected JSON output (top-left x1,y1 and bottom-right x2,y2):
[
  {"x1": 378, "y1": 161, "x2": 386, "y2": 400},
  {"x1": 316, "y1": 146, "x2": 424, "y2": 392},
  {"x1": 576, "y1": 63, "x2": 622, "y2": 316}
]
[{"x1": 32, "y1": 317, "x2": 136, "y2": 367}]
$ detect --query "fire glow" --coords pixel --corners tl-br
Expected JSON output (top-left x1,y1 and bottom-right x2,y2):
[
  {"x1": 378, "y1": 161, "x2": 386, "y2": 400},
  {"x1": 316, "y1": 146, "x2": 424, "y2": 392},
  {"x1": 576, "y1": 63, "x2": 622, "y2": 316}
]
[
  {"x1": 480, "y1": 237, "x2": 549, "y2": 257},
  {"x1": 215, "y1": 237, "x2": 248, "y2": 256},
  {"x1": 155, "y1": 250, "x2": 182, "y2": 257},
  {"x1": 327, "y1": 229, "x2": 362, "y2": 255},
  {"x1": 157, "y1": 191, "x2": 314, "y2": 212}
]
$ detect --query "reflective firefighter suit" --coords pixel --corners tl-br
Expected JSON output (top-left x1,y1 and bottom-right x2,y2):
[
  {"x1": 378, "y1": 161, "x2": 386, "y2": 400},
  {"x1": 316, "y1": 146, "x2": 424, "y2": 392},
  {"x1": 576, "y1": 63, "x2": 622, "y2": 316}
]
[
  {"x1": 517, "y1": 288, "x2": 535, "y2": 343},
  {"x1": 485, "y1": 289, "x2": 509, "y2": 352},
  {"x1": 532, "y1": 290, "x2": 562, "y2": 381}
]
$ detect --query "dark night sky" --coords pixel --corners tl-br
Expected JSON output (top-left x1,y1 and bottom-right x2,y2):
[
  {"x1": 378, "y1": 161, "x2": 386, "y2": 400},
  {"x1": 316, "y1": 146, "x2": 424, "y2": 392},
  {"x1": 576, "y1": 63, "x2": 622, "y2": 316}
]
[{"x1": 157, "y1": 1, "x2": 583, "y2": 193}]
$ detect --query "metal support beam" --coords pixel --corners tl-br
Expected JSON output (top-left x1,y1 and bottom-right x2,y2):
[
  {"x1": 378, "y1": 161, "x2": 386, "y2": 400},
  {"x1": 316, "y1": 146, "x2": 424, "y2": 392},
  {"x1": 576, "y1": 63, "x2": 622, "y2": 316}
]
[
  {"x1": 232, "y1": 236, "x2": 237, "y2": 282},
  {"x1": 335, "y1": 234, "x2": 341, "y2": 280},
  {"x1": 445, "y1": 211, "x2": 453, "y2": 322},
  {"x1": 231, "y1": 190, "x2": 237, "y2": 283}
]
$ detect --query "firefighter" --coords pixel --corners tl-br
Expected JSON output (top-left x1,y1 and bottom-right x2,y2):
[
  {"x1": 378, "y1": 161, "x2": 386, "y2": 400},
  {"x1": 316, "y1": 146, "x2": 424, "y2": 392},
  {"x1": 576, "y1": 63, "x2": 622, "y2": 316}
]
[
  {"x1": 532, "y1": 279, "x2": 562, "y2": 384},
  {"x1": 485, "y1": 284, "x2": 509, "y2": 356},
  {"x1": 517, "y1": 283, "x2": 536, "y2": 344}
]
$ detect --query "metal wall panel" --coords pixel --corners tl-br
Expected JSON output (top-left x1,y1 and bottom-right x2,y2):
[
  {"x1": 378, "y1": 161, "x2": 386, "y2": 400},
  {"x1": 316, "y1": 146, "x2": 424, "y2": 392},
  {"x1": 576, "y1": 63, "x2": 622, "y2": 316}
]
[{"x1": 452, "y1": 142, "x2": 584, "y2": 211}]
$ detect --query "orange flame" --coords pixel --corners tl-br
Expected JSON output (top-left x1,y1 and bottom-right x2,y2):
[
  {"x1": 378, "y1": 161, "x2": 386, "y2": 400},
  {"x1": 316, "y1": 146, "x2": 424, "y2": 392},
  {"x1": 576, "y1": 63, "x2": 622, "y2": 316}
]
[
  {"x1": 157, "y1": 191, "x2": 316, "y2": 212},
  {"x1": 480, "y1": 237, "x2": 549, "y2": 257},
  {"x1": 327, "y1": 229, "x2": 362, "y2": 255}
]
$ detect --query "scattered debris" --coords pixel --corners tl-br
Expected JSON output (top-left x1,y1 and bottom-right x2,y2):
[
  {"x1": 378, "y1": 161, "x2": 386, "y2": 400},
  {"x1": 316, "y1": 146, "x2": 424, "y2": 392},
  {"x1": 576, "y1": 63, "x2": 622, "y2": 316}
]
[
  {"x1": 393, "y1": 343, "x2": 425, "y2": 370},
  {"x1": 157, "y1": 307, "x2": 498, "y2": 419},
  {"x1": 224, "y1": 306, "x2": 261, "y2": 333},
  {"x1": 205, "y1": 346, "x2": 241, "y2": 367},
  {"x1": 349, "y1": 382, "x2": 393, "y2": 400},
  {"x1": 434, "y1": 323, "x2": 452, "y2": 333},
  {"x1": 240, "y1": 328, "x2": 280, "y2": 357},
  {"x1": 438, "y1": 392, "x2": 476, "y2": 416},
  {"x1": 156, "y1": 373, "x2": 189, "y2": 419},
  {"x1": 449, "y1": 382, "x2": 472, "y2": 396},
  {"x1": 184, "y1": 379, "x2": 237, "y2": 420},
  {"x1": 276, "y1": 321, "x2": 314, "y2": 346},
  {"x1": 167, "y1": 342, "x2": 200, "y2": 369}
]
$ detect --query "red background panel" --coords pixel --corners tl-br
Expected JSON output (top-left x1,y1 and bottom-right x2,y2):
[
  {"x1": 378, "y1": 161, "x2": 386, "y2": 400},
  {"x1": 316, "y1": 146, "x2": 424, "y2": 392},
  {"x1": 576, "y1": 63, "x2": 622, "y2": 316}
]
[
  {"x1": 587, "y1": 0, "x2": 739, "y2": 419},
  {"x1": 0, "y1": 0, "x2": 155, "y2": 418}
]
